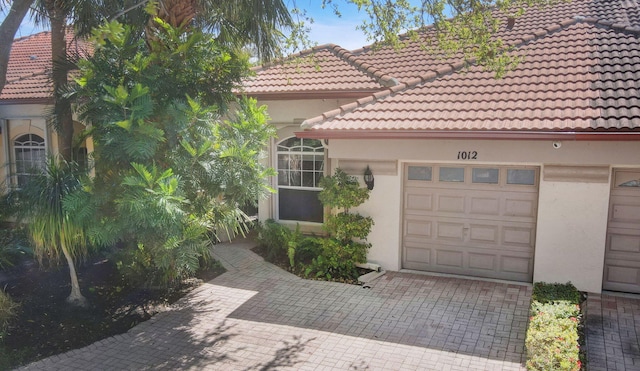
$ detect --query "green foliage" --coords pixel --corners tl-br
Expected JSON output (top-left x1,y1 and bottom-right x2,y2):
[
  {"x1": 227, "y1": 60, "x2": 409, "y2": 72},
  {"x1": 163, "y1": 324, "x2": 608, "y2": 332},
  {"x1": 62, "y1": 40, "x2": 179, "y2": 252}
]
[
  {"x1": 11, "y1": 157, "x2": 91, "y2": 267},
  {"x1": 326, "y1": 0, "x2": 559, "y2": 78},
  {"x1": 318, "y1": 169, "x2": 369, "y2": 212},
  {"x1": 304, "y1": 239, "x2": 369, "y2": 280},
  {"x1": 72, "y1": 20, "x2": 276, "y2": 286},
  {"x1": 309, "y1": 167, "x2": 373, "y2": 281},
  {"x1": 0, "y1": 227, "x2": 31, "y2": 271},
  {"x1": 526, "y1": 282, "x2": 582, "y2": 371},
  {"x1": 257, "y1": 220, "x2": 299, "y2": 265},
  {"x1": 324, "y1": 212, "x2": 373, "y2": 244},
  {"x1": 532, "y1": 282, "x2": 581, "y2": 305}
]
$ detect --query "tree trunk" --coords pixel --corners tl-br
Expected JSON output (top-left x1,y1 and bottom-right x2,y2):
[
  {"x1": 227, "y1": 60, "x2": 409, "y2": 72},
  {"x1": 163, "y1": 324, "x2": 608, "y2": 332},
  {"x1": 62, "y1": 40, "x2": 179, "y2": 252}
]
[
  {"x1": 0, "y1": 0, "x2": 34, "y2": 96},
  {"x1": 61, "y1": 242, "x2": 88, "y2": 307},
  {"x1": 48, "y1": 1, "x2": 74, "y2": 161}
]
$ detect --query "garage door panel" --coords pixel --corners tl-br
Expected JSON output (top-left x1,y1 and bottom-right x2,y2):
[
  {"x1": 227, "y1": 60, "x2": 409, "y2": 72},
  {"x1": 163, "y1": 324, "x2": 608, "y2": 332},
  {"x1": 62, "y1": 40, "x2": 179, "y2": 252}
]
[
  {"x1": 470, "y1": 197, "x2": 500, "y2": 216},
  {"x1": 437, "y1": 195, "x2": 465, "y2": 213},
  {"x1": 505, "y1": 198, "x2": 537, "y2": 218},
  {"x1": 402, "y1": 164, "x2": 538, "y2": 282},
  {"x1": 501, "y1": 255, "x2": 532, "y2": 275},
  {"x1": 436, "y1": 250, "x2": 464, "y2": 268},
  {"x1": 608, "y1": 230, "x2": 640, "y2": 254},
  {"x1": 468, "y1": 253, "x2": 497, "y2": 271},
  {"x1": 405, "y1": 246, "x2": 432, "y2": 266},
  {"x1": 503, "y1": 226, "x2": 535, "y2": 248},
  {"x1": 604, "y1": 169, "x2": 640, "y2": 293},
  {"x1": 609, "y1": 198, "x2": 640, "y2": 226},
  {"x1": 469, "y1": 224, "x2": 499, "y2": 243},
  {"x1": 405, "y1": 190, "x2": 433, "y2": 213},
  {"x1": 436, "y1": 222, "x2": 465, "y2": 240},
  {"x1": 404, "y1": 218, "x2": 432, "y2": 238},
  {"x1": 605, "y1": 262, "x2": 639, "y2": 285}
]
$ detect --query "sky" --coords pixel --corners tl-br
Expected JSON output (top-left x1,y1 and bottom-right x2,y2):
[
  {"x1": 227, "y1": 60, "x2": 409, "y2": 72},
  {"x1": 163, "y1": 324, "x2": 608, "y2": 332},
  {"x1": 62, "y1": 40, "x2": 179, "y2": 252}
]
[{"x1": 1, "y1": 1, "x2": 375, "y2": 51}]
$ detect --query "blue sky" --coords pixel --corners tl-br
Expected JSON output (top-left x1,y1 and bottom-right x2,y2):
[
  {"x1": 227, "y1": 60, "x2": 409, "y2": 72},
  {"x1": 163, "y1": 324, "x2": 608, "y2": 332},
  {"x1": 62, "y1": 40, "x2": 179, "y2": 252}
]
[
  {"x1": 297, "y1": 1, "x2": 371, "y2": 50},
  {"x1": 1, "y1": 1, "x2": 382, "y2": 50}
]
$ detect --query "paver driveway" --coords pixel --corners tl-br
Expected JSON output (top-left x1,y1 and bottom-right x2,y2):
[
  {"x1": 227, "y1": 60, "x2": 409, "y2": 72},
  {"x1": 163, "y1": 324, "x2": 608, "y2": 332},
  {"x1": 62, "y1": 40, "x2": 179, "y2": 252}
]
[
  {"x1": 586, "y1": 293, "x2": 640, "y2": 371},
  {"x1": 21, "y1": 237, "x2": 532, "y2": 370}
]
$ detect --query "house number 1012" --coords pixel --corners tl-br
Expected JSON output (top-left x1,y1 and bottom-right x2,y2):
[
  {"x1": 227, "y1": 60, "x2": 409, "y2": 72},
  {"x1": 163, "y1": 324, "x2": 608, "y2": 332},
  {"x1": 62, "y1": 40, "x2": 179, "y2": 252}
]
[{"x1": 457, "y1": 151, "x2": 478, "y2": 160}]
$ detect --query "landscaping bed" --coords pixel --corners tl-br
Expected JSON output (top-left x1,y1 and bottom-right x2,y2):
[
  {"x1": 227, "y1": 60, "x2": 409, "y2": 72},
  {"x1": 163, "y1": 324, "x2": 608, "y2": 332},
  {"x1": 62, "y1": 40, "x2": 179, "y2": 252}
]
[
  {"x1": 0, "y1": 255, "x2": 225, "y2": 370},
  {"x1": 525, "y1": 282, "x2": 585, "y2": 371}
]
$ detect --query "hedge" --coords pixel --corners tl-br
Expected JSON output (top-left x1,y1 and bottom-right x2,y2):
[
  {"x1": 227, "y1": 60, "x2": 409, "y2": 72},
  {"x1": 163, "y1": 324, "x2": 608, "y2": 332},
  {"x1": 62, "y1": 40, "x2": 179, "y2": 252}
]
[{"x1": 525, "y1": 282, "x2": 582, "y2": 371}]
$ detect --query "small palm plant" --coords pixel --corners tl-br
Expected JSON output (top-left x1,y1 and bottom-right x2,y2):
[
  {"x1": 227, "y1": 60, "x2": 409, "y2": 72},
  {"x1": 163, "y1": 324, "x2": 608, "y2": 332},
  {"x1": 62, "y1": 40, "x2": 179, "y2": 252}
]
[{"x1": 16, "y1": 156, "x2": 90, "y2": 307}]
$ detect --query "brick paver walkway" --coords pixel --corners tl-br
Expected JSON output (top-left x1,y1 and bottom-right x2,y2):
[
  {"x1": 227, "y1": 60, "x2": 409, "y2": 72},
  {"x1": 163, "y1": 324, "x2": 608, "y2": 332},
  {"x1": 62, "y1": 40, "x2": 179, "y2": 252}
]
[
  {"x1": 21, "y1": 237, "x2": 532, "y2": 370},
  {"x1": 586, "y1": 293, "x2": 640, "y2": 371}
]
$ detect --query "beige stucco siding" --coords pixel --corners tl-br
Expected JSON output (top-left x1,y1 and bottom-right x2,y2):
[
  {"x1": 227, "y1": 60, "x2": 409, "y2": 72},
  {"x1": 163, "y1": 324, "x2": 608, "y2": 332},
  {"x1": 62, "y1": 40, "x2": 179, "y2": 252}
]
[
  {"x1": 0, "y1": 103, "x2": 91, "y2": 188},
  {"x1": 327, "y1": 138, "x2": 640, "y2": 293},
  {"x1": 0, "y1": 104, "x2": 52, "y2": 187},
  {"x1": 534, "y1": 179, "x2": 610, "y2": 293}
]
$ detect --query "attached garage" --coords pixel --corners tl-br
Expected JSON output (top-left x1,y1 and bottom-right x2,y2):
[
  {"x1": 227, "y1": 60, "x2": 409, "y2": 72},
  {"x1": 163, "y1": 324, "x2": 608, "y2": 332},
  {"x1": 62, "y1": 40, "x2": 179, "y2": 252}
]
[
  {"x1": 250, "y1": 0, "x2": 640, "y2": 293},
  {"x1": 604, "y1": 169, "x2": 640, "y2": 293},
  {"x1": 402, "y1": 164, "x2": 538, "y2": 282}
]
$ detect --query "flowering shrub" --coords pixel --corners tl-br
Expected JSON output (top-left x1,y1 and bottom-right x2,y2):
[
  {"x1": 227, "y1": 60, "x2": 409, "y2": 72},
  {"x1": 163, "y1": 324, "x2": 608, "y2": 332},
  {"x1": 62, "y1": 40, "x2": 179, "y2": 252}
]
[{"x1": 526, "y1": 282, "x2": 582, "y2": 371}]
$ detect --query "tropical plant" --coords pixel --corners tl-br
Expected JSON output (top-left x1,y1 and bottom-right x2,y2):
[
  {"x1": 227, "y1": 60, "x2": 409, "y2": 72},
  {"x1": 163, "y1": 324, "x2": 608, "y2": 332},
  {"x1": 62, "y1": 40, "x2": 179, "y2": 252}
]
[
  {"x1": 71, "y1": 20, "x2": 276, "y2": 286},
  {"x1": 305, "y1": 168, "x2": 373, "y2": 280},
  {"x1": 11, "y1": 156, "x2": 90, "y2": 306},
  {"x1": 318, "y1": 168, "x2": 373, "y2": 245}
]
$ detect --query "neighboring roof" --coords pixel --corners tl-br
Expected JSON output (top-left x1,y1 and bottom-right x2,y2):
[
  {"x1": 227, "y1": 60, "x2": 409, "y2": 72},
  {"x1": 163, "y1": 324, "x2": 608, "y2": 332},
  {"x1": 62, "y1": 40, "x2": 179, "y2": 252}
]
[
  {"x1": 294, "y1": 0, "x2": 640, "y2": 139},
  {"x1": 0, "y1": 30, "x2": 87, "y2": 104},
  {"x1": 242, "y1": 44, "x2": 397, "y2": 99}
]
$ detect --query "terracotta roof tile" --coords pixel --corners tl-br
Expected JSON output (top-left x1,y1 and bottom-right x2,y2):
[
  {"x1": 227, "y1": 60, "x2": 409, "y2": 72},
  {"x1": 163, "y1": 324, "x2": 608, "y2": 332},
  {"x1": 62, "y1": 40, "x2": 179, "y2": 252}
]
[
  {"x1": 300, "y1": 0, "x2": 640, "y2": 134},
  {"x1": 1, "y1": 30, "x2": 88, "y2": 102},
  {"x1": 242, "y1": 44, "x2": 385, "y2": 96}
]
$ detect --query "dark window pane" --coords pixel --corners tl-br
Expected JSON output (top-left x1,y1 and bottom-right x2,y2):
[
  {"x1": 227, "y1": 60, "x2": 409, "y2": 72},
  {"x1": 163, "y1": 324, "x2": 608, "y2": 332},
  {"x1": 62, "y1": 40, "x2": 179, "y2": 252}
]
[
  {"x1": 279, "y1": 188, "x2": 323, "y2": 222},
  {"x1": 277, "y1": 137, "x2": 301, "y2": 150}
]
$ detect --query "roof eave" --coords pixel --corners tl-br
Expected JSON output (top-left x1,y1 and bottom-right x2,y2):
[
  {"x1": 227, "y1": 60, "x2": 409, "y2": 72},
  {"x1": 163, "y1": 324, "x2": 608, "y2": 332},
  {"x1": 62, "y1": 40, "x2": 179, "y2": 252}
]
[
  {"x1": 295, "y1": 130, "x2": 640, "y2": 141},
  {"x1": 239, "y1": 89, "x2": 383, "y2": 101},
  {"x1": 0, "y1": 97, "x2": 53, "y2": 105}
]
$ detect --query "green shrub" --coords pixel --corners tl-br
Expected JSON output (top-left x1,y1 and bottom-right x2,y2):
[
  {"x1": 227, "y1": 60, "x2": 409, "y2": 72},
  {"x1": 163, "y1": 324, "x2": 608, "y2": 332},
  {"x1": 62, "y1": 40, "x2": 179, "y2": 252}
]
[
  {"x1": 0, "y1": 227, "x2": 31, "y2": 271},
  {"x1": 304, "y1": 239, "x2": 369, "y2": 281},
  {"x1": 324, "y1": 212, "x2": 373, "y2": 243},
  {"x1": 256, "y1": 219, "x2": 294, "y2": 262},
  {"x1": 532, "y1": 282, "x2": 581, "y2": 304},
  {"x1": 526, "y1": 282, "x2": 582, "y2": 371}
]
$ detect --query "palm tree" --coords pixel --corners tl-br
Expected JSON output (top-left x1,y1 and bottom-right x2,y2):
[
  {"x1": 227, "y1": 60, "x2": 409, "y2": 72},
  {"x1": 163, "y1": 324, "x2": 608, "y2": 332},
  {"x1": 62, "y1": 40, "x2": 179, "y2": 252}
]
[{"x1": 17, "y1": 157, "x2": 89, "y2": 307}]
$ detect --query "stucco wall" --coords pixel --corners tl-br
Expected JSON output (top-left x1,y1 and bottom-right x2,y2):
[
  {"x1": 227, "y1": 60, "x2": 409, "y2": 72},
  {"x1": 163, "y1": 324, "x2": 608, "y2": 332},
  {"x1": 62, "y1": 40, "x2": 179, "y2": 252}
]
[
  {"x1": 0, "y1": 104, "x2": 52, "y2": 187},
  {"x1": 254, "y1": 97, "x2": 640, "y2": 292},
  {"x1": 326, "y1": 138, "x2": 640, "y2": 293},
  {"x1": 534, "y1": 178, "x2": 610, "y2": 293},
  {"x1": 0, "y1": 103, "x2": 91, "y2": 188},
  {"x1": 353, "y1": 172, "x2": 403, "y2": 270}
]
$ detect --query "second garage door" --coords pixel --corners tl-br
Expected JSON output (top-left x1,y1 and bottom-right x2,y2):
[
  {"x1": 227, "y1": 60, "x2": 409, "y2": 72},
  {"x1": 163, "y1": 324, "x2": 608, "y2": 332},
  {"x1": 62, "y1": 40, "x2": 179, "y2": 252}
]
[
  {"x1": 402, "y1": 164, "x2": 539, "y2": 282},
  {"x1": 603, "y1": 168, "x2": 640, "y2": 293}
]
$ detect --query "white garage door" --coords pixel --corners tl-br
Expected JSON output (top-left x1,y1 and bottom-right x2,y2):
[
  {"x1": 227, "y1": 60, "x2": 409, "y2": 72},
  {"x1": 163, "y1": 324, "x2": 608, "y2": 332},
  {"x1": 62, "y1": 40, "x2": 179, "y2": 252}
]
[
  {"x1": 604, "y1": 169, "x2": 640, "y2": 293},
  {"x1": 402, "y1": 164, "x2": 538, "y2": 282}
]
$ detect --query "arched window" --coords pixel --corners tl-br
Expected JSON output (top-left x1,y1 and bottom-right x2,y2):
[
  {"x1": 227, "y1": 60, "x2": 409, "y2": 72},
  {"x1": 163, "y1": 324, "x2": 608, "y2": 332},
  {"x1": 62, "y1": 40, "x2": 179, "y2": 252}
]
[
  {"x1": 276, "y1": 137, "x2": 324, "y2": 222},
  {"x1": 14, "y1": 134, "x2": 46, "y2": 187}
]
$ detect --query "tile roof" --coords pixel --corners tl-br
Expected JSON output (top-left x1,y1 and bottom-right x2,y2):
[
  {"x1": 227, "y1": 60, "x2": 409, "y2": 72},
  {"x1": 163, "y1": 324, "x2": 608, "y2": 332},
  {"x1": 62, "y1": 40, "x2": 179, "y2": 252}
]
[
  {"x1": 242, "y1": 44, "x2": 393, "y2": 98},
  {"x1": 0, "y1": 30, "x2": 87, "y2": 103},
  {"x1": 294, "y1": 0, "x2": 640, "y2": 136}
]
